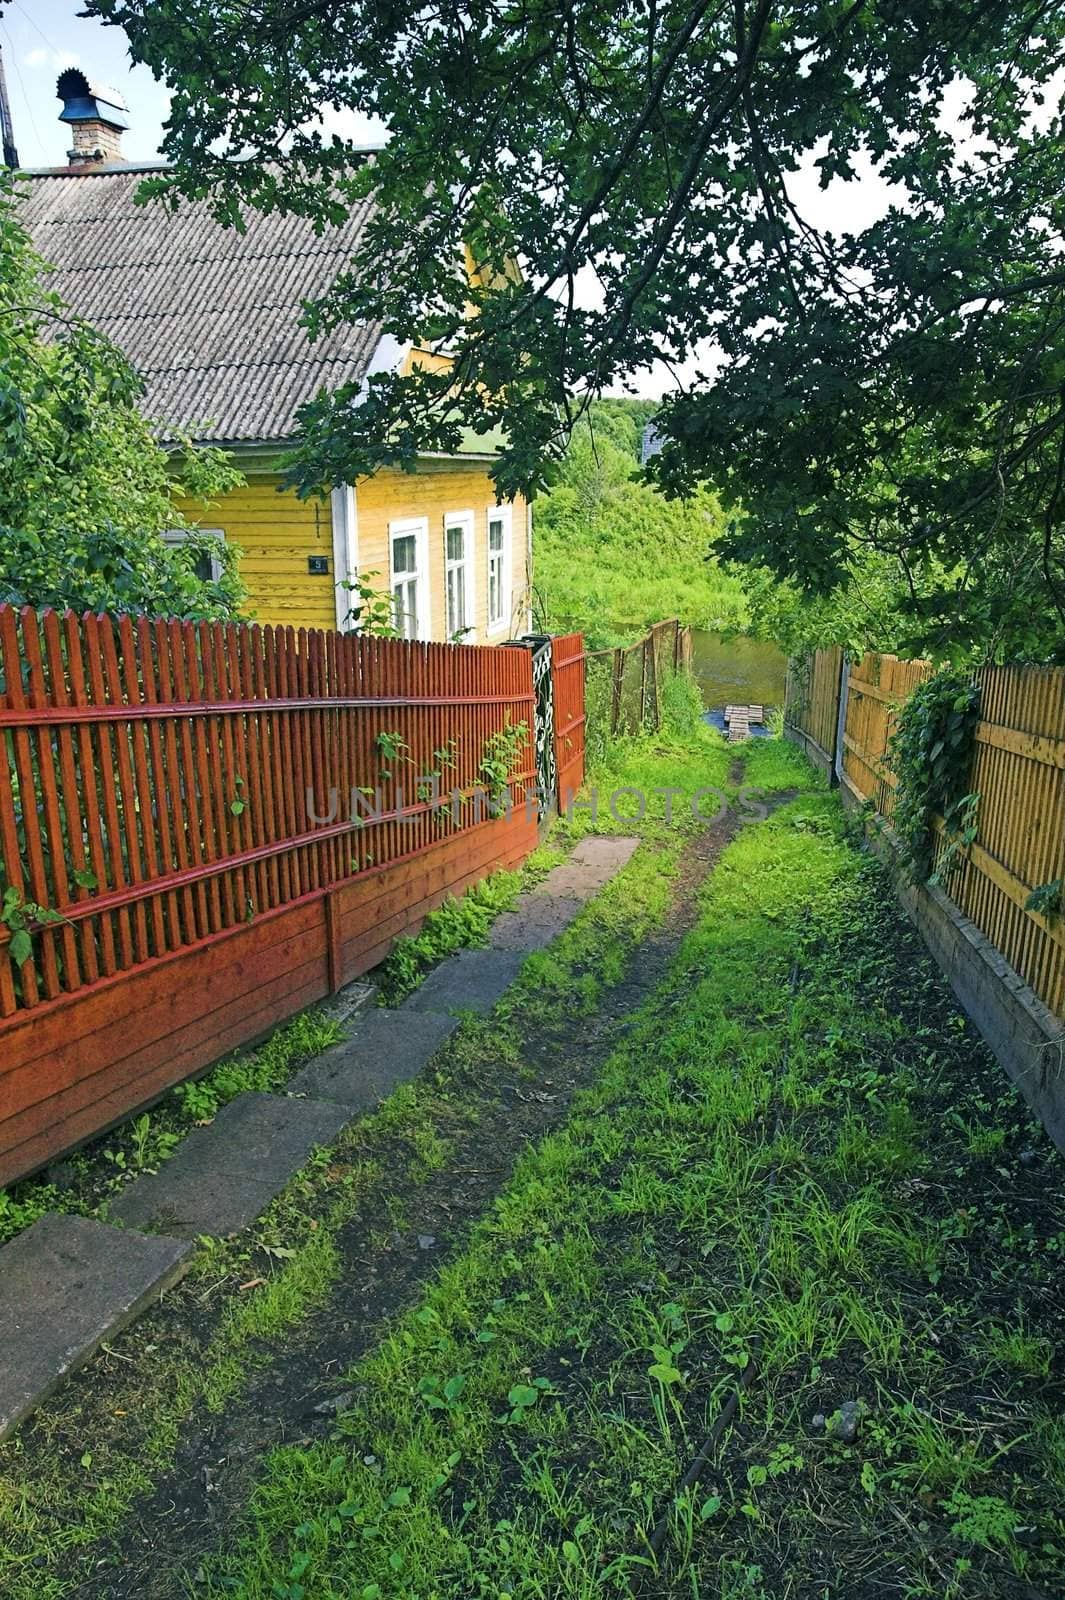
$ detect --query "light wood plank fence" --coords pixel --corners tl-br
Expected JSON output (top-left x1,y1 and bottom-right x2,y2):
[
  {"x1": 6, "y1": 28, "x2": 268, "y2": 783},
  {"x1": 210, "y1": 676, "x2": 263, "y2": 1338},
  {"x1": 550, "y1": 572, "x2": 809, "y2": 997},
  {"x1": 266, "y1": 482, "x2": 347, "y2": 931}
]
[
  {"x1": 784, "y1": 646, "x2": 844, "y2": 768},
  {"x1": 787, "y1": 649, "x2": 1065, "y2": 1020}
]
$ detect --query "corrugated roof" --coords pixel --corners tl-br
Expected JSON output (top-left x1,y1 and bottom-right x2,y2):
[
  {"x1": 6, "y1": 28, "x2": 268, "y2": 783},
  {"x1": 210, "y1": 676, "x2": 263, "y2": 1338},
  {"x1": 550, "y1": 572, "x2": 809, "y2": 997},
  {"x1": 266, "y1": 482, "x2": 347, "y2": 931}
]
[{"x1": 18, "y1": 167, "x2": 383, "y2": 445}]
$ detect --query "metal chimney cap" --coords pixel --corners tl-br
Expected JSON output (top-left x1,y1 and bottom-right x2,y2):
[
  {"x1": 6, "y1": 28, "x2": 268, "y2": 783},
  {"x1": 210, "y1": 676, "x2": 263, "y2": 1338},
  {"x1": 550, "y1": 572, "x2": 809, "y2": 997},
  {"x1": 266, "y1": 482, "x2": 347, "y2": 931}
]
[{"x1": 56, "y1": 68, "x2": 130, "y2": 130}]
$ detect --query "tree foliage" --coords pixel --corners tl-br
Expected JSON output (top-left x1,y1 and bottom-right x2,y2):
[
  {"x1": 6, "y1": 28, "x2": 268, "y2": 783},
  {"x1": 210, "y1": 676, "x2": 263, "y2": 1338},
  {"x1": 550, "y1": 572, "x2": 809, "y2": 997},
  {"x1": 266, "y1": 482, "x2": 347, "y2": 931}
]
[
  {"x1": 536, "y1": 399, "x2": 746, "y2": 646},
  {"x1": 0, "y1": 173, "x2": 244, "y2": 618},
  {"x1": 86, "y1": 0, "x2": 1065, "y2": 657}
]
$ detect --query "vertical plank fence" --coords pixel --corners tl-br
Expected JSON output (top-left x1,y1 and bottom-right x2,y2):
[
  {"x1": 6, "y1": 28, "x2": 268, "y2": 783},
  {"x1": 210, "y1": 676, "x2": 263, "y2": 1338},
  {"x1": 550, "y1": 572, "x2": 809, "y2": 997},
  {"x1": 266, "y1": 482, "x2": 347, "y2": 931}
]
[
  {"x1": 787, "y1": 646, "x2": 1065, "y2": 1023},
  {"x1": 550, "y1": 632, "x2": 587, "y2": 810},
  {"x1": 0, "y1": 606, "x2": 568, "y2": 1186},
  {"x1": 584, "y1": 620, "x2": 691, "y2": 753},
  {"x1": 783, "y1": 646, "x2": 844, "y2": 772},
  {"x1": 842, "y1": 653, "x2": 932, "y2": 819}
]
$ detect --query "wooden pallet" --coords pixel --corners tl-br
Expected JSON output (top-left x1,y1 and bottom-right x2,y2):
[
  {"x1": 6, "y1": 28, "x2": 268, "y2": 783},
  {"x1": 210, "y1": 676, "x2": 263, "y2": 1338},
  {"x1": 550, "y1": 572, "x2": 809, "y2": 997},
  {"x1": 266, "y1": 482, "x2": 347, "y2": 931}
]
[{"x1": 723, "y1": 702, "x2": 764, "y2": 742}]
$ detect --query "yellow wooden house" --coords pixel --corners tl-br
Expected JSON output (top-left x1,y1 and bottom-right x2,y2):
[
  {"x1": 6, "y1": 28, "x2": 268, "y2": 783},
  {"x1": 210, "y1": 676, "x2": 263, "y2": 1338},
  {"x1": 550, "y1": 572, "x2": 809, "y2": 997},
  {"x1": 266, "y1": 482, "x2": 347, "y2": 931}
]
[{"x1": 20, "y1": 74, "x2": 531, "y2": 642}]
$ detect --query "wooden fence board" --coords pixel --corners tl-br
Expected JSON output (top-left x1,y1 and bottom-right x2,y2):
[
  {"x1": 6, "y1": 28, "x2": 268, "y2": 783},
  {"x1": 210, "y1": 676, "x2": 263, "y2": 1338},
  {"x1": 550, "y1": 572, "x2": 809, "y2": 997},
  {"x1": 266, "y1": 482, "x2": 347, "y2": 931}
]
[
  {"x1": 784, "y1": 646, "x2": 843, "y2": 761},
  {"x1": 584, "y1": 620, "x2": 690, "y2": 745},
  {"x1": 551, "y1": 633, "x2": 587, "y2": 808}
]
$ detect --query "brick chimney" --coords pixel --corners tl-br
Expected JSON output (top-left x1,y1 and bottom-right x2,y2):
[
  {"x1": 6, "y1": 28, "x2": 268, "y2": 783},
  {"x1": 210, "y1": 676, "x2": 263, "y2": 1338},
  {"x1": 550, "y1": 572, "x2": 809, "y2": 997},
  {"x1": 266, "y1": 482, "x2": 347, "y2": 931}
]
[{"x1": 57, "y1": 68, "x2": 129, "y2": 167}]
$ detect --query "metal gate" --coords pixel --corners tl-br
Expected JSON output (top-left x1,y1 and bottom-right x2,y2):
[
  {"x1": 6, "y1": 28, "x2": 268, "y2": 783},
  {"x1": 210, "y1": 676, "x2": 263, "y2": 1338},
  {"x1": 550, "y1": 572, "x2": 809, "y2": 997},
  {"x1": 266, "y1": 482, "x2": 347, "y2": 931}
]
[{"x1": 505, "y1": 634, "x2": 558, "y2": 817}]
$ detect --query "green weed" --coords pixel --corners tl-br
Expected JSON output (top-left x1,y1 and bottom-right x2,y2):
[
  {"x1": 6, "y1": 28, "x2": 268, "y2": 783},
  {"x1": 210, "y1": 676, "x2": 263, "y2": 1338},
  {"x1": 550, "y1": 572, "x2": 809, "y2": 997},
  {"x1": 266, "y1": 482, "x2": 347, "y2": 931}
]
[{"x1": 379, "y1": 869, "x2": 522, "y2": 1001}]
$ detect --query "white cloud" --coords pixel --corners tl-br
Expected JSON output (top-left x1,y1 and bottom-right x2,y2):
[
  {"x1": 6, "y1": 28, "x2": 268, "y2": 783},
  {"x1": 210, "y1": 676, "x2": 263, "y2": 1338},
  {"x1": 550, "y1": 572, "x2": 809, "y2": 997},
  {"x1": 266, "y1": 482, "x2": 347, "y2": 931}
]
[{"x1": 25, "y1": 45, "x2": 77, "y2": 73}]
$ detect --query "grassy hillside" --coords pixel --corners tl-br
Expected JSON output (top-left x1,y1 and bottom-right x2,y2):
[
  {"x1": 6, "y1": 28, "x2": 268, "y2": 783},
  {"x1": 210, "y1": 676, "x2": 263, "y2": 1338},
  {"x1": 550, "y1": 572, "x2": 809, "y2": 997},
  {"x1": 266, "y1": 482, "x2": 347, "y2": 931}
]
[{"x1": 534, "y1": 399, "x2": 748, "y2": 648}]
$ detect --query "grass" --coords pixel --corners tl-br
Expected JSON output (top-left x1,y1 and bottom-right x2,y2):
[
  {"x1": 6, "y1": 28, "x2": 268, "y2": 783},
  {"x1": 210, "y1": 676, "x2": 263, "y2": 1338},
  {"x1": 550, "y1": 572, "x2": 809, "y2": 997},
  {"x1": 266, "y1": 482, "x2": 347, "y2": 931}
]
[
  {"x1": 742, "y1": 733, "x2": 828, "y2": 794},
  {"x1": 378, "y1": 868, "x2": 523, "y2": 1002},
  {"x1": 183, "y1": 748, "x2": 1065, "y2": 1600},
  {"x1": 0, "y1": 712, "x2": 715, "y2": 1600},
  {"x1": 0, "y1": 1009, "x2": 345, "y2": 1246},
  {"x1": 558, "y1": 689, "x2": 733, "y2": 847}
]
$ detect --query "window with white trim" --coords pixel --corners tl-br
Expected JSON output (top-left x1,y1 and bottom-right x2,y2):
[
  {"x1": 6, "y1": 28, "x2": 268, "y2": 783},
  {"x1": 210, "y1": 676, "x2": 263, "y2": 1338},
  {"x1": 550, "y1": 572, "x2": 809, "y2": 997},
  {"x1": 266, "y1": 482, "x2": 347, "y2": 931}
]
[
  {"x1": 444, "y1": 511, "x2": 474, "y2": 641},
  {"x1": 486, "y1": 504, "x2": 512, "y2": 633},
  {"x1": 163, "y1": 527, "x2": 225, "y2": 584},
  {"x1": 390, "y1": 517, "x2": 430, "y2": 640}
]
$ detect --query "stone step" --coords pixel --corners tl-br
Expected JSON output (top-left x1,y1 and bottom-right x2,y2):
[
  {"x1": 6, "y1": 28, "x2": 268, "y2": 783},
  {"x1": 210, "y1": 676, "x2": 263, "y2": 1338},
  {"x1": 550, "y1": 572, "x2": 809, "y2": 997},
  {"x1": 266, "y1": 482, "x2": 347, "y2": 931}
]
[
  {"x1": 289, "y1": 1008, "x2": 460, "y2": 1107},
  {"x1": 487, "y1": 893, "x2": 584, "y2": 952},
  {"x1": 111, "y1": 1092, "x2": 350, "y2": 1238},
  {"x1": 401, "y1": 947, "x2": 527, "y2": 1015},
  {"x1": 529, "y1": 834, "x2": 639, "y2": 899},
  {"x1": 0, "y1": 1215, "x2": 193, "y2": 1441}
]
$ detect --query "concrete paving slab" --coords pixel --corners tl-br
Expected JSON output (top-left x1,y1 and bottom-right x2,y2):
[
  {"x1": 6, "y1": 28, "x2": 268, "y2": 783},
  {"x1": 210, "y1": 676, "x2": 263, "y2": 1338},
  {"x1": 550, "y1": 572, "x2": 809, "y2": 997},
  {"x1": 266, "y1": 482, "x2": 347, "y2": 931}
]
[
  {"x1": 571, "y1": 836, "x2": 641, "y2": 870},
  {"x1": 320, "y1": 978, "x2": 374, "y2": 1030},
  {"x1": 0, "y1": 1214, "x2": 193, "y2": 1440},
  {"x1": 488, "y1": 894, "x2": 584, "y2": 952},
  {"x1": 289, "y1": 1009, "x2": 460, "y2": 1107},
  {"x1": 531, "y1": 835, "x2": 640, "y2": 899},
  {"x1": 401, "y1": 948, "x2": 526, "y2": 1015},
  {"x1": 111, "y1": 1093, "x2": 349, "y2": 1238}
]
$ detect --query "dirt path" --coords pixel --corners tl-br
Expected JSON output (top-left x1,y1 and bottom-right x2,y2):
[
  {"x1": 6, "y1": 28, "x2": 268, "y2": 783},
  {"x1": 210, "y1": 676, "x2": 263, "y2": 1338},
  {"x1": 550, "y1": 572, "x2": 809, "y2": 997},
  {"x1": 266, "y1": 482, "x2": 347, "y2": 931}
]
[{"x1": 62, "y1": 800, "x2": 747, "y2": 1599}]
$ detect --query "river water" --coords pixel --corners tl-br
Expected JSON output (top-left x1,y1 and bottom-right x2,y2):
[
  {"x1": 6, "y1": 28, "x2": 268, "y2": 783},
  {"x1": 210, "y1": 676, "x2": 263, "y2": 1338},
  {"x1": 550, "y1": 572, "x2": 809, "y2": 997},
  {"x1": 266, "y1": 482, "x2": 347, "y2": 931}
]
[{"x1": 690, "y1": 630, "x2": 787, "y2": 721}]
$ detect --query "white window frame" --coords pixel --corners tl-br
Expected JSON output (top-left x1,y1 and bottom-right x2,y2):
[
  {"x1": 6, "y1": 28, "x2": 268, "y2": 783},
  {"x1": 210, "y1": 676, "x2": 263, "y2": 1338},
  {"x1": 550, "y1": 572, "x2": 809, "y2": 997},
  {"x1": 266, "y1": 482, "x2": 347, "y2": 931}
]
[
  {"x1": 389, "y1": 516, "x2": 431, "y2": 641},
  {"x1": 443, "y1": 509, "x2": 476, "y2": 642},
  {"x1": 486, "y1": 503, "x2": 513, "y2": 636},
  {"x1": 330, "y1": 484, "x2": 360, "y2": 632},
  {"x1": 163, "y1": 526, "x2": 225, "y2": 583}
]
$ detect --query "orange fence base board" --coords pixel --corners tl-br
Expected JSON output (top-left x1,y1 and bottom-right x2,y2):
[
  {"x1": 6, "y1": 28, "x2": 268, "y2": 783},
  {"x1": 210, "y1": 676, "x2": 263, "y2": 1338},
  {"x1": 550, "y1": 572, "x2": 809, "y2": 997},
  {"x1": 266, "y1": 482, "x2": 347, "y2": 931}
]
[{"x1": 0, "y1": 807, "x2": 538, "y2": 1189}]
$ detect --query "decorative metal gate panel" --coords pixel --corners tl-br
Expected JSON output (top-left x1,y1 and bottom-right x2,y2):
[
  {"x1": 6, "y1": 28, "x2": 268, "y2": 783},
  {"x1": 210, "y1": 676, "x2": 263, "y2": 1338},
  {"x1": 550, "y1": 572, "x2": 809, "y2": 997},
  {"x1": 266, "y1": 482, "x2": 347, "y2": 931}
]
[{"x1": 505, "y1": 634, "x2": 558, "y2": 815}]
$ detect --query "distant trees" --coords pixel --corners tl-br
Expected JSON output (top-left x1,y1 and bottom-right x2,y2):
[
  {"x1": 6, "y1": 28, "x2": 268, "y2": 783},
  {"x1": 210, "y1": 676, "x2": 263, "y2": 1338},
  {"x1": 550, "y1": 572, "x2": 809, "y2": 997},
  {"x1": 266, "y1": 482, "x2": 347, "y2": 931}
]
[
  {"x1": 0, "y1": 174, "x2": 243, "y2": 618},
  {"x1": 536, "y1": 401, "x2": 746, "y2": 647}
]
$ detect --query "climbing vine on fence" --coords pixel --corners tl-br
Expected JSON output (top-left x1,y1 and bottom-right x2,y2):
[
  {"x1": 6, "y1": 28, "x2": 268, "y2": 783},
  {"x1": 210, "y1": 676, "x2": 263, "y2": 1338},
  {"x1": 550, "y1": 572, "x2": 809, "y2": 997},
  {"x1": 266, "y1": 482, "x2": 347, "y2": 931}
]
[
  {"x1": 1026, "y1": 878, "x2": 1063, "y2": 922},
  {"x1": 887, "y1": 670, "x2": 980, "y2": 882},
  {"x1": 479, "y1": 717, "x2": 530, "y2": 818}
]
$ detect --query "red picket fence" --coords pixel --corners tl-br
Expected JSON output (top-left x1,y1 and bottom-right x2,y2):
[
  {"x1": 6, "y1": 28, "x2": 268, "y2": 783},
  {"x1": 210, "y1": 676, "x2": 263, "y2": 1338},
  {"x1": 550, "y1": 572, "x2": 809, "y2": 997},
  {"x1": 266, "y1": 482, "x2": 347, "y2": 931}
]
[
  {"x1": 551, "y1": 632, "x2": 586, "y2": 810},
  {"x1": 0, "y1": 607, "x2": 582, "y2": 1186}
]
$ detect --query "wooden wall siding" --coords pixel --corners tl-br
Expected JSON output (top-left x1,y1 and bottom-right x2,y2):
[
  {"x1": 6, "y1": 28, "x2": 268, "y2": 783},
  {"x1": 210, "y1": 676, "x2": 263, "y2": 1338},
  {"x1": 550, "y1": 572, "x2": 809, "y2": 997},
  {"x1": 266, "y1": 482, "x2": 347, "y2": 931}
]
[
  {"x1": 550, "y1": 633, "x2": 587, "y2": 807},
  {"x1": 789, "y1": 647, "x2": 1065, "y2": 1021},
  {"x1": 173, "y1": 475, "x2": 337, "y2": 631},
  {"x1": 355, "y1": 464, "x2": 529, "y2": 643},
  {"x1": 179, "y1": 466, "x2": 530, "y2": 643},
  {"x1": 0, "y1": 605, "x2": 542, "y2": 1185},
  {"x1": 784, "y1": 646, "x2": 843, "y2": 761}
]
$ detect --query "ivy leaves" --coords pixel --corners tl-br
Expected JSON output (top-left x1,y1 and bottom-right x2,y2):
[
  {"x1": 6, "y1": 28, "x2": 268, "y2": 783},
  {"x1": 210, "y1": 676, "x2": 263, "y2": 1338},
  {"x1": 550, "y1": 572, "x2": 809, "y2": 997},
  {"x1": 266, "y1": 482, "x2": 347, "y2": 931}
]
[
  {"x1": 1, "y1": 885, "x2": 66, "y2": 971},
  {"x1": 888, "y1": 672, "x2": 981, "y2": 882}
]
